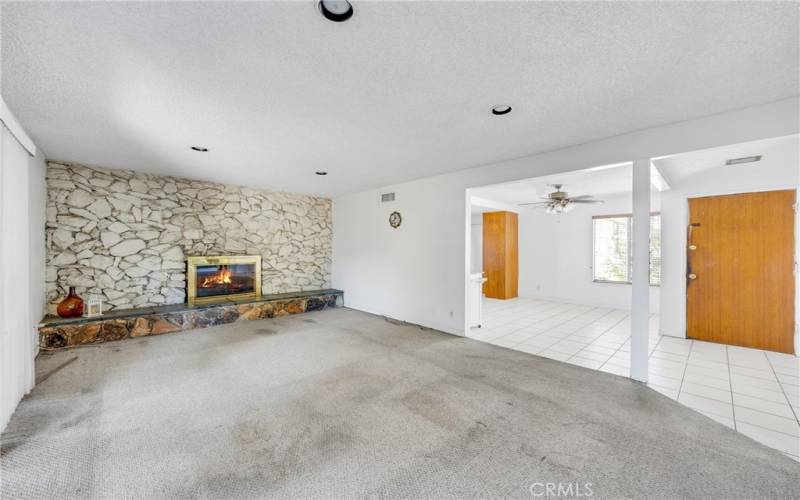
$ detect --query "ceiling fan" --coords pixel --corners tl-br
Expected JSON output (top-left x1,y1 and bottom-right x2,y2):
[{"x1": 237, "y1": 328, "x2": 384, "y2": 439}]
[{"x1": 518, "y1": 184, "x2": 603, "y2": 214}]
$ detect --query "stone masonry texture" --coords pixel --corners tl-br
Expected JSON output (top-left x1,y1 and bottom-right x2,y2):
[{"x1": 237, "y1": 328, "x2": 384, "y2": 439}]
[{"x1": 45, "y1": 161, "x2": 331, "y2": 314}]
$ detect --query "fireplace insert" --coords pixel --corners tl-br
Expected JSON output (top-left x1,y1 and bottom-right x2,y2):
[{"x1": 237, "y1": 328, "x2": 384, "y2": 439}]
[{"x1": 186, "y1": 255, "x2": 262, "y2": 304}]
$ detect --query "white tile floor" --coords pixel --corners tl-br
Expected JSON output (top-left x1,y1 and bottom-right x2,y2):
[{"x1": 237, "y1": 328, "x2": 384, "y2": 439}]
[{"x1": 470, "y1": 297, "x2": 800, "y2": 461}]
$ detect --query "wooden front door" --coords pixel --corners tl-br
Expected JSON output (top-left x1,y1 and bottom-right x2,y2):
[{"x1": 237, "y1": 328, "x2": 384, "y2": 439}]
[{"x1": 687, "y1": 190, "x2": 796, "y2": 353}]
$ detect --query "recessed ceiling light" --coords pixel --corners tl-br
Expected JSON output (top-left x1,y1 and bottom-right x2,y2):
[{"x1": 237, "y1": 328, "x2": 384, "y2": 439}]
[
  {"x1": 725, "y1": 155, "x2": 762, "y2": 166},
  {"x1": 318, "y1": 0, "x2": 354, "y2": 22},
  {"x1": 315, "y1": 171, "x2": 328, "y2": 176},
  {"x1": 491, "y1": 105, "x2": 512, "y2": 116},
  {"x1": 191, "y1": 146, "x2": 208, "y2": 152}
]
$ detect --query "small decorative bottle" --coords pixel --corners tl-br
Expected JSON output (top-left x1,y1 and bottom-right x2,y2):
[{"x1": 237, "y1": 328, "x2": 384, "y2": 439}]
[
  {"x1": 84, "y1": 295, "x2": 103, "y2": 318},
  {"x1": 57, "y1": 286, "x2": 84, "y2": 318}
]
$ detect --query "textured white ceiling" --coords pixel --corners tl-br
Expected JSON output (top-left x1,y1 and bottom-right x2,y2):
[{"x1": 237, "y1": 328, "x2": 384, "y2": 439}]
[
  {"x1": 654, "y1": 134, "x2": 799, "y2": 187},
  {"x1": 471, "y1": 164, "x2": 634, "y2": 205},
  {"x1": 471, "y1": 135, "x2": 799, "y2": 207},
  {"x1": 2, "y1": 2, "x2": 798, "y2": 197}
]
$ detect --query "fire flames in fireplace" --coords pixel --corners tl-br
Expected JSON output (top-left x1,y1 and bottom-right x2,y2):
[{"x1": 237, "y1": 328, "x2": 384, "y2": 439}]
[
  {"x1": 194, "y1": 262, "x2": 256, "y2": 299},
  {"x1": 187, "y1": 256, "x2": 261, "y2": 304},
  {"x1": 201, "y1": 266, "x2": 233, "y2": 288}
]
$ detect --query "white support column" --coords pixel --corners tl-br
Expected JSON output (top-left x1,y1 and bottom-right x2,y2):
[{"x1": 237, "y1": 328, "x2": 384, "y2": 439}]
[{"x1": 630, "y1": 158, "x2": 651, "y2": 382}]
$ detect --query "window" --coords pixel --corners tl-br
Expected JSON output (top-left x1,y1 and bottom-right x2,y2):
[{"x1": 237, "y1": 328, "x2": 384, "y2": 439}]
[
  {"x1": 592, "y1": 214, "x2": 661, "y2": 285},
  {"x1": 648, "y1": 215, "x2": 661, "y2": 285}
]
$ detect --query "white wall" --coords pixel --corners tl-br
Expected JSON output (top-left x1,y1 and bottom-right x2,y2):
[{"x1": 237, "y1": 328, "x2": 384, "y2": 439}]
[
  {"x1": 659, "y1": 137, "x2": 799, "y2": 338},
  {"x1": 517, "y1": 193, "x2": 661, "y2": 311},
  {"x1": 470, "y1": 213, "x2": 482, "y2": 273},
  {"x1": 333, "y1": 175, "x2": 466, "y2": 333},
  {"x1": 332, "y1": 98, "x2": 799, "y2": 335},
  {"x1": 518, "y1": 210, "x2": 560, "y2": 299},
  {"x1": 29, "y1": 151, "x2": 46, "y2": 347},
  {"x1": 0, "y1": 100, "x2": 45, "y2": 432}
]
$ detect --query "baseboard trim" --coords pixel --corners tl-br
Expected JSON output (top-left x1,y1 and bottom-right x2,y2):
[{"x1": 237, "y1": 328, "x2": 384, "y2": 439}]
[
  {"x1": 659, "y1": 329, "x2": 687, "y2": 339},
  {"x1": 516, "y1": 293, "x2": 662, "y2": 313},
  {"x1": 341, "y1": 302, "x2": 462, "y2": 336}
]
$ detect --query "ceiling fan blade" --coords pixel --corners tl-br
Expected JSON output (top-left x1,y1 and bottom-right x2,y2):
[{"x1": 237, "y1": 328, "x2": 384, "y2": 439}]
[
  {"x1": 569, "y1": 195, "x2": 594, "y2": 200},
  {"x1": 518, "y1": 201, "x2": 551, "y2": 206},
  {"x1": 570, "y1": 199, "x2": 604, "y2": 204}
]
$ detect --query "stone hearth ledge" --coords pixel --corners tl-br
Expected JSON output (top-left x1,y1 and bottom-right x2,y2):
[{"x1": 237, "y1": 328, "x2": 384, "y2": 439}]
[{"x1": 38, "y1": 289, "x2": 343, "y2": 350}]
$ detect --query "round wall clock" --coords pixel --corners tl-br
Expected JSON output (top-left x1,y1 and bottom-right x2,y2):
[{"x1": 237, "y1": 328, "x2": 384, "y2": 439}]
[{"x1": 389, "y1": 211, "x2": 402, "y2": 229}]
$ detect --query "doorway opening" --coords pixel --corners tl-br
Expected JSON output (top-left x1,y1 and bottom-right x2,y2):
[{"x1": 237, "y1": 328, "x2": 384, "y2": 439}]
[
  {"x1": 465, "y1": 161, "x2": 659, "y2": 375},
  {"x1": 462, "y1": 134, "x2": 800, "y2": 459}
]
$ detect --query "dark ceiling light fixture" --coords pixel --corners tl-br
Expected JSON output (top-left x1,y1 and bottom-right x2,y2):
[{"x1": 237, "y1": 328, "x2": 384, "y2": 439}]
[
  {"x1": 190, "y1": 146, "x2": 209, "y2": 152},
  {"x1": 318, "y1": 0, "x2": 354, "y2": 22},
  {"x1": 315, "y1": 171, "x2": 328, "y2": 176},
  {"x1": 725, "y1": 155, "x2": 762, "y2": 166},
  {"x1": 491, "y1": 105, "x2": 512, "y2": 116}
]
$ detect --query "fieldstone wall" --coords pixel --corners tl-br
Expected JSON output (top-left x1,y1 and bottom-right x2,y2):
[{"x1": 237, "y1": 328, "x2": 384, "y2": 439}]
[{"x1": 45, "y1": 161, "x2": 331, "y2": 314}]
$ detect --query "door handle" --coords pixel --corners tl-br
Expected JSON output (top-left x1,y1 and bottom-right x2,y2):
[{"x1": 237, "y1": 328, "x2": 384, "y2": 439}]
[{"x1": 687, "y1": 223, "x2": 701, "y2": 286}]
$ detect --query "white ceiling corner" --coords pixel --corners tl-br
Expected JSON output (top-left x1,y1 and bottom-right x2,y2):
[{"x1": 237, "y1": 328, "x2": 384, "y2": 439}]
[{"x1": 0, "y1": 95, "x2": 36, "y2": 156}]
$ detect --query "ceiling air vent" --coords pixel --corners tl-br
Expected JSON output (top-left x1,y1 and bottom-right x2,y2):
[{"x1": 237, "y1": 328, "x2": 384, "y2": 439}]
[
  {"x1": 725, "y1": 155, "x2": 762, "y2": 166},
  {"x1": 381, "y1": 192, "x2": 395, "y2": 202}
]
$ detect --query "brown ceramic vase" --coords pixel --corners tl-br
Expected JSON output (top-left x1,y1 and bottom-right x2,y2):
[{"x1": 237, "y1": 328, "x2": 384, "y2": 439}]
[{"x1": 57, "y1": 287, "x2": 84, "y2": 318}]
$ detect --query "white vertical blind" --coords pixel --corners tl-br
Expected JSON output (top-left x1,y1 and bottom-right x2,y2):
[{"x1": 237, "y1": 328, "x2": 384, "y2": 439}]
[{"x1": 0, "y1": 122, "x2": 36, "y2": 430}]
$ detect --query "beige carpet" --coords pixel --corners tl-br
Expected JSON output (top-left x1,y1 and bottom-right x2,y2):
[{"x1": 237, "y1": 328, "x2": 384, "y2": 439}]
[{"x1": 2, "y1": 307, "x2": 798, "y2": 498}]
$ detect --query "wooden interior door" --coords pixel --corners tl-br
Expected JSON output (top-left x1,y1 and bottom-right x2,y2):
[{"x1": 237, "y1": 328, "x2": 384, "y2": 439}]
[
  {"x1": 482, "y1": 211, "x2": 518, "y2": 299},
  {"x1": 687, "y1": 190, "x2": 795, "y2": 353}
]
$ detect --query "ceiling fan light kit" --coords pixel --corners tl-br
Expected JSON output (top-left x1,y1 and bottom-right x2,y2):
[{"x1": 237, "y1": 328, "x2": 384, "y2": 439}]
[
  {"x1": 519, "y1": 183, "x2": 603, "y2": 214},
  {"x1": 545, "y1": 201, "x2": 576, "y2": 214}
]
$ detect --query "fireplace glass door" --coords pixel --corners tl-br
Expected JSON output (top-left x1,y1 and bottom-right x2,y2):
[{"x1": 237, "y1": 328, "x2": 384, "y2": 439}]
[
  {"x1": 187, "y1": 256, "x2": 262, "y2": 304},
  {"x1": 196, "y1": 264, "x2": 256, "y2": 298}
]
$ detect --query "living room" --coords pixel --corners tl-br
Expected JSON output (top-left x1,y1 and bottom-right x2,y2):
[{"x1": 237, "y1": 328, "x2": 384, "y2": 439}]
[{"x1": 1, "y1": 2, "x2": 798, "y2": 498}]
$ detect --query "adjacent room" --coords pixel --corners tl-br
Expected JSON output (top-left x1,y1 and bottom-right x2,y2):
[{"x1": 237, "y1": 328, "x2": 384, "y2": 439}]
[
  {"x1": 1, "y1": 1, "x2": 798, "y2": 498},
  {"x1": 468, "y1": 162, "x2": 661, "y2": 370},
  {"x1": 466, "y1": 135, "x2": 799, "y2": 458}
]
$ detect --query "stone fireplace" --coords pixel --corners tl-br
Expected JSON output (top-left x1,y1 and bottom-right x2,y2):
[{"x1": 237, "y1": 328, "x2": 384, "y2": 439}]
[
  {"x1": 187, "y1": 255, "x2": 262, "y2": 304},
  {"x1": 44, "y1": 161, "x2": 332, "y2": 314}
]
